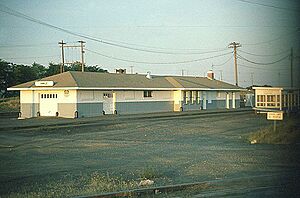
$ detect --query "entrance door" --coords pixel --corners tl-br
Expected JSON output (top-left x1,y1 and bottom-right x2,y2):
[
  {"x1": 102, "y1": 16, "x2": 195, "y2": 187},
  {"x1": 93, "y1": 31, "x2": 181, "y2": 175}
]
[
  {"x1": 40, "y1": 93, "x2": 58, "y2": 116},
  {"x1": 202, "y1": 91, "x2": 207, "y2": 110},
  {"x1": 103, "y1": 92, "x2": 114, "y2": 114}
]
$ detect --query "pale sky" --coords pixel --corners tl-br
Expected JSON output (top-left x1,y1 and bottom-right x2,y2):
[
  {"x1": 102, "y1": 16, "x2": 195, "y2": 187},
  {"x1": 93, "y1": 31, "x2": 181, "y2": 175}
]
[{"x1": 0, "y1": 0, "x2": 299, "y2": 87}]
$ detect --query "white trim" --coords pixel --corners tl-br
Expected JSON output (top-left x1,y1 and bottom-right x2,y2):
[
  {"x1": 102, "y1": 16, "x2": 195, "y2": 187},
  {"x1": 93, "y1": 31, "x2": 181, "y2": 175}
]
[{"x1": 8, "y1": 87, "x2": 245, "y2": 91}]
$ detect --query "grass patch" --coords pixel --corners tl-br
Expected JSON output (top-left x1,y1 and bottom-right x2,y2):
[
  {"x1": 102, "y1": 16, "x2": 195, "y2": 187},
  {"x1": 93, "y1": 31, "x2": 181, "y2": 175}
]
[
  {"x1": 2, "y1": 172, "x2": 139, "y2": 198},
  {"x1": 138, "y1": 167, "x2": 163, "y2": 180},
  {"x1": 248, "y1": 116, "x2": 300, "y2": 144},
  {"x1": 0, "y1": 97, "x2": 19, "y2": 112}
]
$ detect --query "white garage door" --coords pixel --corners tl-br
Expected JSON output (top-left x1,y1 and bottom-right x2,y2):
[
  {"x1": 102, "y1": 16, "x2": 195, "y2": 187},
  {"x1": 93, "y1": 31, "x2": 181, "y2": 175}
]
[{"x1": 40, "y1": 93, "x2": 58, "y2": 116}]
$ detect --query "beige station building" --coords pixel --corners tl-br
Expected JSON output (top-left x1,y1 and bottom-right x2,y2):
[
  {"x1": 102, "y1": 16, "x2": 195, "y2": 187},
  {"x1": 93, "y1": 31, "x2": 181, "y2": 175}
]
[{"x1": 8, "y1": 71, "x2": 244, "y2": 119}]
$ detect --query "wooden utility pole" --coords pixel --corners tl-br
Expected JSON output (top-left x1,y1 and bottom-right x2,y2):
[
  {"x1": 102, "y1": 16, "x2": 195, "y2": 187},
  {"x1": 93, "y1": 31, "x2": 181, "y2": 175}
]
[
  {"x1": 78, "y1": 40, "x2": 86, "y2": 72},
  {"x1": 290, "y1": 48, "x2": 293, "y2": 87},
  {"x1": 250, "y1": 72, "x2": 254, "y2": 86},
  {"x1": 228, "y1": 42, "x2": 241, "y2": 86},
  {"x1": 58, "y1": 40, "x2": 66, "y2": 73},
  {"x1": 130, "y1": 66, "x2": 134, "y2": 74}
]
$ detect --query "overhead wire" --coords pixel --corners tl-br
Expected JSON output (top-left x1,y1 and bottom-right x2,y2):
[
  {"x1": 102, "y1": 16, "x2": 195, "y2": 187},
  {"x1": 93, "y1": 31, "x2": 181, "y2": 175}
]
[
  {"x1": 239, "y1": 64, "x2": 289, "y2": 71},
  {"x1": 86, "y1": 49, "x2": 233, "y2": 65},
  {"x1": 0, "y1": 43, "x2": 57, "y2": 48},
  {"x1": 1, "y1": 55, "x2": 58, "y2": 60},
  {"x1": 212, "y1": 54, "x2": 233, "y2": 67},
  {"x1": 242, "y1": 28, "x2": 300, "y2": 46},
  {"x1": 235, "y1": 0, "x2": 300, "y2": 12},
  {"x1": 0, "y1": 4, "x2": 229, "y2": 55},
  {"x1": 238, "y1": 49, "x2": 290, "y2": 57},
  {"x1": 237, "y1": 53, "x2": 289, "y2": 65}
]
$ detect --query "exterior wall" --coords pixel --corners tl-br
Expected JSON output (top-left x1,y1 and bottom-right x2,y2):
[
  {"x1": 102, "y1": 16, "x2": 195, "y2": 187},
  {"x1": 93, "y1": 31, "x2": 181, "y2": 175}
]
[
  {"x1": 115, "y1": 90, "x2": 174, "y2": 114},
  {"x1": 20, "y1": 103, "x2": 39, "y2": 118},
  {"x1": 20, "y1": 89, "x2": 78, "y2": 118},
  {"x1": 58, "y1": 103, "x2": 77, "y2": 118},
  {"x1": 77, "y1": 103, "x2": 103, "y2": 117},
  {"x1": 20, "y1": 91, "x2": 39, "y2": 118},
  {"x1": 116, "y1": 101, "x2": 174, "y2": 114},
  {"x1": 77, "y1": 90, "x2": 104, "y2": 117}
]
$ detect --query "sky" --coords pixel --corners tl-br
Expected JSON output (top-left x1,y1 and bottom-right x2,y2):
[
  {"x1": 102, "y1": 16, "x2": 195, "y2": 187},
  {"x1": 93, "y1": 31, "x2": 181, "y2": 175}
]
[{"x1": 0, "y1": 0, "x2": 299, "y2": 88}]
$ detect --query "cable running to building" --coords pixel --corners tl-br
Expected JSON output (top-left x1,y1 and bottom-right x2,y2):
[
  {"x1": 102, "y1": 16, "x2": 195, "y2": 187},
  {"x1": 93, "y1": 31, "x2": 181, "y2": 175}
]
[
  {"x1": 238, "y1": 49, "x2": 290, "y2": 57},
  {"x1": 212, "y1": 54, "x2": 233, "y2": 67},
  {"x1": 86, "y1": 49, "x2": 232, "y2": 65},
  {"x1": 237, "y1": 53, "x2": 289, "y2": 65},
  {"x1": 0, "y1": 4, "x2": 229, "y2": 55}
]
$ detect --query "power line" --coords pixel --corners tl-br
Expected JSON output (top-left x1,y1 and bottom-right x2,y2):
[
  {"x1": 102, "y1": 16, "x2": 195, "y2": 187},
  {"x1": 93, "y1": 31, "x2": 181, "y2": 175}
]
[
  {"x1": 212, "y1": 54, "x2": 233, "y2": 67},
  {"x1": 0, "y1": 43, "x2": 57, "y2": 48},
  {"x1": 238, "y1": 49, "x2": 290, "y2": 57},
  {"x1": 86, "y1": 48, "x2": 232, "y2": 65},
  {"x1": 235, "y1": 0, "x2": 300, "y2": 12},
  {"x1": 237, "y1": 53, "x2": 289, "y2": 65},
  {"x1": 242, "y1": 28, "x2": 300, "y2": 46},
  {"x1": 0, "y1": 55, "x2": 58, "y2": 60},
  {"x1": 239, "y1": 64, "x2": 289, "y2": 71},
  {"x1": 0, "y1": 4, "x2": 230, "y2": 55}
]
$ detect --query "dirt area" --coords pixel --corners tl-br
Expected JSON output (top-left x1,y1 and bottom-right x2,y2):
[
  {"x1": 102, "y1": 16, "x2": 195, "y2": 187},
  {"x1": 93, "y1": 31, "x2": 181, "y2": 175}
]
[{"x1": 0, "y1": 111, "x2": 299, "y2": 197}]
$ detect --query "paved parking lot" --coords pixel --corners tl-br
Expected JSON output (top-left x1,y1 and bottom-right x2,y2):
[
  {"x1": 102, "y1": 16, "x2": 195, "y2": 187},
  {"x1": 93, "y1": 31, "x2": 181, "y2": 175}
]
[{"x1": 0, "y1": 111, "x2": 299, "y2": 197}]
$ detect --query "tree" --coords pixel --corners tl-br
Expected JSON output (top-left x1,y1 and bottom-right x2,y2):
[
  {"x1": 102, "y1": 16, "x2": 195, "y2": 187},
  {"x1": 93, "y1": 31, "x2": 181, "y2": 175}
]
[
  {"x1": 32, "y1": 62, "x2": 47, "y2": 79},
  {"x1": 45, "y1": 62, "x2": 60, "y2": 76}
]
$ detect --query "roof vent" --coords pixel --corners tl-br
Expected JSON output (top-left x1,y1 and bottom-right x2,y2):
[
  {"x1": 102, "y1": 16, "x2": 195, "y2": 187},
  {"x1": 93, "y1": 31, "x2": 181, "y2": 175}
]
[
  {"x1": 115, "y1": 69, "x2": 126, "y2": 74},
  {"x1": 146, "y1": 71, "x2": 152, "y2": 79},
  {"x1": 207, "y1": 70, "x2": 214, "y2": 80}
]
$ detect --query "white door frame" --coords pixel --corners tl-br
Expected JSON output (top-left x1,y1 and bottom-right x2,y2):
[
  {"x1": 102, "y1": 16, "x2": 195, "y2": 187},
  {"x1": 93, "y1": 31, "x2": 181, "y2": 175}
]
[{"x1": 103, "y1": 92, "x2": 115, "y2": 114}]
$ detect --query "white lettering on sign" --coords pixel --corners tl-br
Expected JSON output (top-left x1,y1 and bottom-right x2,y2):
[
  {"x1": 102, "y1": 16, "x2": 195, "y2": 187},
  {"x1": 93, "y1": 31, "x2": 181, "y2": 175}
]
[
  {"x1": 35, "y1": 81, "x2": 54, "y2": 87},
  {"x1": 267, "y1": 112, "x2": 283, "y2": 120}
]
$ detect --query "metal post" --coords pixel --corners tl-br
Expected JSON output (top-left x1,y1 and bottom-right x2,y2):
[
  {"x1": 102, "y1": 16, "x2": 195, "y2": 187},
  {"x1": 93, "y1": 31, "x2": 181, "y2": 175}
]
[{"x1": 273, "y1": 120, "x2": 276, "y2": 132}]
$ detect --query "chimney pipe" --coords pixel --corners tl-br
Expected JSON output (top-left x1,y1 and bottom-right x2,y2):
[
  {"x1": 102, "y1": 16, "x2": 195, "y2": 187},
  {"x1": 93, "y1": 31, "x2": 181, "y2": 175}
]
[{"x1": 207, "y1": 70, "x2": 214, "y2": 80}]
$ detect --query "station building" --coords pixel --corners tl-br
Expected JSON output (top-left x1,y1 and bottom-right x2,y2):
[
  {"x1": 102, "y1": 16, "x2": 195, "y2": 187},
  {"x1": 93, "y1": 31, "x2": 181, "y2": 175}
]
[
  {"x1": 253, "y1": 87, "x2": 300, "y2": 113},
  {"x1": 8, "y1": 71, "x2": 244, "y2": 118}
]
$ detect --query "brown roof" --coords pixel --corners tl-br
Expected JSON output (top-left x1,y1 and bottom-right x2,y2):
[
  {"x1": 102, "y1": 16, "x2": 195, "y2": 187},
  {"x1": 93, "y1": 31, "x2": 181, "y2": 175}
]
[{"x1": 9, "y1": 71, "x2": 243, "y2": 90}]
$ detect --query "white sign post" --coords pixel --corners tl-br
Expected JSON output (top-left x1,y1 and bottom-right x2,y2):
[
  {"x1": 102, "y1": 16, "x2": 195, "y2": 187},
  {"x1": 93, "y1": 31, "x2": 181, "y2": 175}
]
[{"x1": 267, "y1": 111, "x2": 283, "y2": 132}]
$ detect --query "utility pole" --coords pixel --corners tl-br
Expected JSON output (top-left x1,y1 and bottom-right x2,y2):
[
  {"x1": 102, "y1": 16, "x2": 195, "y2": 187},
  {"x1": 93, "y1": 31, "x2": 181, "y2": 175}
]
[
  {"x1": 181, "y1": 69, "x2": 184, "y2": 76},
  {"x1": 130, "y1": 66, "x2": 134, "y2": 74},
  {"x1": 78, "y1": 40, "x2": 86, "y2": 72},
  {"x1": 250, "y1": 72, "x2": 254, "y2": 86},
  {"x1": 228, "y1": 42, "x2": 241, "y2": 86},
  {"x1": 218, "y1": 70, "x2": 223, "y2": 81},
  {"x1": 278, "y1": 72, "x2": 281, "y2": 86},
  {"x1": 290, "y1": 47, "x2": 293, "y2": 87},
  {"x1": 58, "y1": 40, "x2": 66, "y2": 73}
]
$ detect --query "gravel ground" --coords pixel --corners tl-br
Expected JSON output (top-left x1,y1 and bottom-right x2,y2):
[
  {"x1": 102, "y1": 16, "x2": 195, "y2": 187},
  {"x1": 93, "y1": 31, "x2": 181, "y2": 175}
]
[{"x1": 0, "y1": 111, "x2": 299, "y2": 197}]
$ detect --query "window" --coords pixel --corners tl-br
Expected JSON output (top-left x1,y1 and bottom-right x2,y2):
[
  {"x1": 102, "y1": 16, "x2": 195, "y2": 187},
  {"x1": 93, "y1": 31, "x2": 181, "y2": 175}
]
[
  {"x1": 257, "y1": 95, "x2": 265, "y2": 107},
  {"x1": 143, "y1": 91, "x2": 152, "y2": 98},
  {"x1": 103, "y1": 93, "x2": 113, "y2": 98}
]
